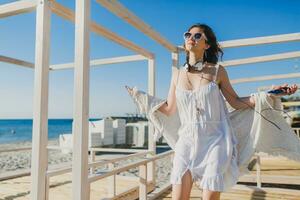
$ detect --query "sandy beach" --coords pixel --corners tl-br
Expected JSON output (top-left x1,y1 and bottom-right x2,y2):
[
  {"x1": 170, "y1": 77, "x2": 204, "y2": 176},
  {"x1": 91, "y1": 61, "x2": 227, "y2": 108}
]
[
  {"x1": 0, "y1": 139, "x2": 72, "y2": 174},
  {"x1": 0, "y1": 139, "x2": 172, "y2": 187}
]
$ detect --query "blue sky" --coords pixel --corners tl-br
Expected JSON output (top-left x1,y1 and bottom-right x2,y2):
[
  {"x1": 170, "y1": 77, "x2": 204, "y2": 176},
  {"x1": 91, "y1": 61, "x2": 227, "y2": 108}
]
[{"x1": 0, "y1": 0, "x2": 299, "y2": 119}]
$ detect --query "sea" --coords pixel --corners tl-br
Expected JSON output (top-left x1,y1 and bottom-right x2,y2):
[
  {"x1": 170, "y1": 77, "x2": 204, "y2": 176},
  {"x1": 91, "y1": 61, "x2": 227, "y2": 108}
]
[
  {"x1": 0, "y1": 119, "x2": 171, "y2": 153},
  {"x1": 0, "y1": 119, "x2": 76, "y2": 144}
]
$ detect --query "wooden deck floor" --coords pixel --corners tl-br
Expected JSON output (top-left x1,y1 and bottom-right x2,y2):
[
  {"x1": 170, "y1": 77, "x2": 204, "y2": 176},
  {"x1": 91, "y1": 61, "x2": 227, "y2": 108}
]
[
  {"x1": 0, "y1": 172, "x2": 155, "y2": 200},
  {"x1": 0, "y1": 156, "x2": 300, "y2": 200},
  {"x1": 156, "y1": 184, "x2": 300, "y2": 200},
  {"x1": 156, "y1": 155, "x2": 300, "y2": 200}
]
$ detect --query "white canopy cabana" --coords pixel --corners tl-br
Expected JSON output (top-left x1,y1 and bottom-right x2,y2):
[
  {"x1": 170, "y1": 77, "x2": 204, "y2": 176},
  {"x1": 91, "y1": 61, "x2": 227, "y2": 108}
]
[{"x1": 1, "y1": 1, "x2": 300, "y2": 200}]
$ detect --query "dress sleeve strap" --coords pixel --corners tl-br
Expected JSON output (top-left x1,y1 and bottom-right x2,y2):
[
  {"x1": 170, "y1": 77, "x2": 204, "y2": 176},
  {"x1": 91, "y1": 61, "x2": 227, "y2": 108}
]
[
  {"x1": 175, "y1": 68, "x2": 180, "y2": 87},
  {"x1": 214, "y1": 63, "x2": 220, "y2": 83}
]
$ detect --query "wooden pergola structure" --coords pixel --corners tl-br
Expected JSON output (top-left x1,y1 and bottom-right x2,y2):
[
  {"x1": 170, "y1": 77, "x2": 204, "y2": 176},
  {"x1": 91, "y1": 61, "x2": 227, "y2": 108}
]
[{"x1": 1, "y1": 1, "x2": 300, "y2": 200}]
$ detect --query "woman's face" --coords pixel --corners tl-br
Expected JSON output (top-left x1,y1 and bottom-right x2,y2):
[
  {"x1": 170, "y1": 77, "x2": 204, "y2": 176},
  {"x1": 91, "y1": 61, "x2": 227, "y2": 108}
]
[{"x1": 184, "y1": 27, "x2": 209, "y2": 53}]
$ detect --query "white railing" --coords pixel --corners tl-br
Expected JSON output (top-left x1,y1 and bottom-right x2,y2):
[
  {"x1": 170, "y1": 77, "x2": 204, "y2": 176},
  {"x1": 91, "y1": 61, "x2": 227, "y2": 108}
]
[
  {"x1": 1, "y1": 0, "x2": 300, "y2": 199},
  {"x1": 294, "y1": 128, "x2": 300, "y2": 139},
  {"x1": 254, "y1": 127, "x2": 300, "y2": 188},
  {"x1": 45, "y1": 149, "x2": 174, "y2": 200},
  {"x1": 87, "y1": 150, "x2": 174, "y2": 200}
]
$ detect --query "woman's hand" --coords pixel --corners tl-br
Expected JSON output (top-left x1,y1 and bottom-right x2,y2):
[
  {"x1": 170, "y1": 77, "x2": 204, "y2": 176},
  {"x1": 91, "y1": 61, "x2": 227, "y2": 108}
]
[
  {"x1": 125, "y1": 85, "x2": 134, "y2": 96},
  {"x1": 269, "y1": 83, "x2": 298, "y2": 97}
]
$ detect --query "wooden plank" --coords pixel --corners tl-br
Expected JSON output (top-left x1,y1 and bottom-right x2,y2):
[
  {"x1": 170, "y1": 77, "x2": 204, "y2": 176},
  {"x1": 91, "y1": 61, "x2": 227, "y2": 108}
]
[
  {"x1": 220, "y1": 51, "x2": 300, "y2": 67},
  {"x1": 0, "y1": 55, "x2": 34, "y2": 68},
  {"x1": 0, "y1": 173, "x2": 154, "y2": 200},
  {"x1": 50, "y1": 55, "x2": 147, "y2": 70},
  {"x1": 156, "y1": 183, "x2": 300, "y2": 200},
  {"x1": 258, "y1": 84, "x2": 300, "y2": 92},
  {"x1": 139, "y1": 164, "x2": 147, "y2": 200},
  {"x1": 89, "y1": 147, "x2": 149, "y2": 153},
  {"x1": 108, "y1": 162, "x2": 116, "y2": 198},
  {"x1": 89, "y1": 150, "x2": 96, "y2": 174},
  {"x1": 220, "y1": 32, "x2": 300, "y2": 48},
  {"x1": 147, "y1": 58, "x2": 156, "y2": 184},
  {"x1": 256, "y1": 155, "x2": 262, "y2": 188},
  {"x1": 30, "y1": 0, "x2": 51, "y2": 199},
  {"x1": 231, "y1": 72, "x2": 300, "y2": 84},
  {"x1": 89, "y1": 150, "x2": 173, "y2": 183},
  {"x1": 171, "y1": 51, "x2": 179, "y2": 69},
  {"x1": 0, "y1": 0, "x2": 36, "y2": 18},
  {"x1": 46, "y1": 151, "x2": 152, "y2": 178},
  {"x1": 178, "y1": 32, "x2": 300, "y2": 50},
  {"x1": 239, "y1": 174, "x2": 300, "y2": 185},
  {"x1": 50, "y1": 1, "x2": 154, "y2": 59},
  {"x1": 0, "y1": 168, "x2": 30, "y2": 181},
  {"x1": 96, "y1": 0, "x2": 177, "y2": 52},
  {"x1": 148, "y1": 182, "x2": 172, "y2": 200},
  {"x1": 72, "y1": 0, "x2": 90, "y2": 199},
  {"x1": 0, "y1": 147, "x2": 31, "y2": 153}
]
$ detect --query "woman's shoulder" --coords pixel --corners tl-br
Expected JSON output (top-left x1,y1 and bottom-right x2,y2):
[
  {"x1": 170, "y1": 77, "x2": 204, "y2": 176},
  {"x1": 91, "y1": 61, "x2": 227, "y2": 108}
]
[
  {"x1": 172, "y1": 64, "x2": 187, "y2": 73},
  {"x1": 171, "y1": 65, "x2": 186, "y2": 85}
]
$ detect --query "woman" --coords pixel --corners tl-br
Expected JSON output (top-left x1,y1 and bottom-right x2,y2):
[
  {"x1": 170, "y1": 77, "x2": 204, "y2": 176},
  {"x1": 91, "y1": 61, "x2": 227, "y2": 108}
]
[{"x1": 126, "y1": 23, "x2": 298, "y2": 200}]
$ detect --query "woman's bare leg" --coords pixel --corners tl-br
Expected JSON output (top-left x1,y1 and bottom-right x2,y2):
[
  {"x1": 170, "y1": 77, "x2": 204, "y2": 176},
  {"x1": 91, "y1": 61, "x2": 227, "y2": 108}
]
[
  {"x1": 202, "y1": 189, "x2": 221, "y2": 200},
  {"x1": 172, "y1": 170, "x2": 193, "y2": 200}
]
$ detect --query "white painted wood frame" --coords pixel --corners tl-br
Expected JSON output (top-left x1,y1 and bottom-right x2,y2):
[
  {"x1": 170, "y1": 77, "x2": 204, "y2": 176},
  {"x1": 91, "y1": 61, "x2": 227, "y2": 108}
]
[
  {"x1": 0, "y1": 0, "x2": 36, "y2": 18},
  {"x1": 147, "y1": 58, "x2": 156, "y2": 184},
  {"x1": 71, "y1": 0, "x2": 90, "y2": 199},
  {"x1": 220, "y1": 51, "x2": 300, "y2": 67},
  {"x1": 0, "y1": 55, "x2": 34, "y2": 68},
  {"x1": 257, "y1": 83, "x2": 300, "y2": 92},
  {"x1": 177, "y1": 32, "x2": 300, "y2": 50},
  {"x1": 139, "y1": 164, "x2": 148, "y2": 200},
  {"x1": 50, "y1": 1, "x2": 154, "y2": 59},
  {"x1": 231, "y1": 73, "x2": 300, "y2": 84},
  {"x1": 96, "y1": 0, "x2": 177, "y2": 52},
  {"x1": 30, "y1": 0, "x2": 51, "y2": 199},
  {"x1": 220, "y1": 32, "x2": 300, "y2": 48},
  {"x1": 50, "y1": 55, "x2": 147, "y2": 70}
]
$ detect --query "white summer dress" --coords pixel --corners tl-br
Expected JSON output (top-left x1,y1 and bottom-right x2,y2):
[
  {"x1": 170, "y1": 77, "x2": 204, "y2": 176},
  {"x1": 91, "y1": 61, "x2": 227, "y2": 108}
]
[{"x1": 170, "y1": 63, "x2": 240, "y2": 192}]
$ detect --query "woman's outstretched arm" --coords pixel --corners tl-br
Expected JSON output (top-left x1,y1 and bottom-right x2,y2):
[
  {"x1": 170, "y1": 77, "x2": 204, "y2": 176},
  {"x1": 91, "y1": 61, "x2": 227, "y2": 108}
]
[
  {"x1": 157, "y1": 67, "x2": 179, "y2": 116},
  {"x1": 218, "y1": 65, "x2": 298, "y2": 110}
]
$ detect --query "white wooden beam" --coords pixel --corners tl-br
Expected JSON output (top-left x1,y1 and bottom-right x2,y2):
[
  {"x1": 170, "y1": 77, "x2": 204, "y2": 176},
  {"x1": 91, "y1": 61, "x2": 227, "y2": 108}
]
[
  {"x1": 72, "y1": 0, "x2": 90, "y2": 199},
  {"x1": 172, "y1": 51, "x2": 179, "y2": 69},
  {"x1": 0, "y1": 55, "x2": 34, "y2": 68},
  {"x1": 96, "y1": 0, "x2": 177, "y2": 52},
  {"x1": 108, "y1": 162, "x2": 116, "y2": 198},
  {"x1": 0, "y1": 0, "x2": 36, "y2": 18},
  {"x1": 50, "y1": 1, "x2": 154, "y2": 59},
  {"x1": 147, "y1": 58, "x2": 156, "y2": 184},
  {"x1": 139, "y1": 164, "x2": 147, "y2": 200},
  {"x1": 258, "y1": 83, "x2": 300, "y2": 92},
  {"x1": 231, "y1": 73, "x2": 300, "y2": 84},
  {"x1": 220, "y1": 32, "x2": 300, "y2": 48},
  {"x1": 50, "y1": 55, "x2": 147, "y2": 70},
  {"x1": 177, "y1": 32, "x2": 300, "y2": 50},
  {"x1": 30, "y1": 0, "x2": 51, "y2": 200},
  {"x1": 220, "y1": 51, "x2": 300, "y2": 67}
]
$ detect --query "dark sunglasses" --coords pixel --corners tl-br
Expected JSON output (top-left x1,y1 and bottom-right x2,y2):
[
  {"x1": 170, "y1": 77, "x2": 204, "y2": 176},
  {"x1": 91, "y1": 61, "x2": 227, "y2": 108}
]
[{"x1": 183, "y1": 32, "x2": 207, "y2": 41}]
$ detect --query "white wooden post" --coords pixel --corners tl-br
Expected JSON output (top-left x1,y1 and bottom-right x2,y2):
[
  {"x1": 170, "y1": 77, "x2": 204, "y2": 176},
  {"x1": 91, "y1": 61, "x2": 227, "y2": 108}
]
[
  {"x1": 139, "y1": 164, "x2": 148, "y2": 200},
  {"x1": 147, "y1": 58, "x2": 156, "y2": 185},
  {"x1": 170, "y1": 51, "x2": 179, "y2": 165},
  {"x1": 45, "y1": 176, "x2": 50, "y2": 200},
  {"x1": 171, "y1": 51, "x2": 179, "y2": 69},
  {"x1": 108, "y1": 162, "x2": 116, "y2": 197},
  {"x1": 89, "y1": 150, "x2": 95, "y2": 174},
  {"x1": 72, "y1": 0, "x2": 90, "y2": 200},
  {"x1": 256, "y1": 154, "x2": 262, "y2": 188},
  {"x1": 30, "y1": 0, "x2": 51, "y2": 199},
  {"x1": 0, "y1": 0, "x2": 37, "y2": 18}
]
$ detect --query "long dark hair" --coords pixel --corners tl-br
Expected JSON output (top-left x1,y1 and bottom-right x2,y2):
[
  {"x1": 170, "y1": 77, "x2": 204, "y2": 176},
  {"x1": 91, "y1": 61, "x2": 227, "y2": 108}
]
[{"x1": 184, "y1": 23, "x2": 223, "y2": 71}]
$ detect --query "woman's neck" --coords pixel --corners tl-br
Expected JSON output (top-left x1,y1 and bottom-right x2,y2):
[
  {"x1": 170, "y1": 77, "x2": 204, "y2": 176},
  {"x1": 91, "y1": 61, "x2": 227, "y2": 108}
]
[{"x1": 188, "y1": 50, "x2": 205, "y2": 66}]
